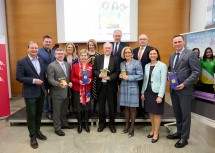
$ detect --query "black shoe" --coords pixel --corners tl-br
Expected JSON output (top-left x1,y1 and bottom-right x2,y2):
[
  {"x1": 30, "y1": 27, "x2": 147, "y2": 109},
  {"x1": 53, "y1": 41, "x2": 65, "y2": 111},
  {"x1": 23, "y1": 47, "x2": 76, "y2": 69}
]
[
  {"x1": 175, "y1": 139, "x2": 188, "y2": 148},
  {"x1": 97, "y1": 126, "x2": 105, "y2": 132},
  {"x1": 151, "y1": 134, "x2": 159, "y2": 143},
  {"x1": 46, "y1": 114, "x2": 53, "y2": 120},
  {"x1": 77, "y1": 124, "x2": 82, "y2": 134},
  {"x1": 128, "y1": 129, "x2": 134, "y2": 138},
  {"x1": 167, "y1": 133, "x2": 181, "y2": 139},
  {"x1": 122, "y1": 127, "x2": 129, "y2": 133},
  {"x1": 84, "y1": 122, "x2": 90, "y2": 133},
  {"x1": 36, "y1": 131, "x2": 47, "y2": 140},
  {"x1": 55, "y1": 130, "x2": 65, "y2": 136},
  {"x1": 109, "y1": 126, "x2": 116, "y2": 133},
  {"x1": 62, "y1": 125, "x2": 74, "y2": 129},
  {"x1": 147, "y1": 133, "x2": 154, "y2": 138},
  {"x1": 30, "y1": 137, "x2": 38, "y2": 149}
]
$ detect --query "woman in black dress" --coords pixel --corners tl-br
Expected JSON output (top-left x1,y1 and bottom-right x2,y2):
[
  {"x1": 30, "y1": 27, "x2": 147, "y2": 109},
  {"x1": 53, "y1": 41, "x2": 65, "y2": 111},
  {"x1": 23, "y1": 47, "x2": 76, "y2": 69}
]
[
  {"x1": 87, "y1": 39, "x2": 100, "y2": 114},
  {"x1": 64, "y1": 43, "x2": 78, "y2": 116}
]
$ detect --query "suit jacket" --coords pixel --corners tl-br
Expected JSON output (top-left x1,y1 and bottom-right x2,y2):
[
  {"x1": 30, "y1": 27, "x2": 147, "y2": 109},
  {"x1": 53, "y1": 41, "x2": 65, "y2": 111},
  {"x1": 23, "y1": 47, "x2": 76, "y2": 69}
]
[
  {"x1": 111, "y1": 42, "x2": 128, "y2": 64},
  {"x1": 133, "y1": 45, "x2": 152, "y2": 72},
  {"x1": 38, "y1": 47, "x2": 55, "y2": 71},
  {"x1": 93, "y1": 55, "x2": 119, "y2": 94},
  {"x1": 142, "y1": 61, "x2": 167, "y2": 98},
  {"x1": 16, "y1": 56, "x2": 45, "y2": 98},
  {"x1": 47, "y1": 60, "x2": 71, "y2": 99},
  {"x1": 168, "y1": 49, "x2": 201, "y2": 95}
]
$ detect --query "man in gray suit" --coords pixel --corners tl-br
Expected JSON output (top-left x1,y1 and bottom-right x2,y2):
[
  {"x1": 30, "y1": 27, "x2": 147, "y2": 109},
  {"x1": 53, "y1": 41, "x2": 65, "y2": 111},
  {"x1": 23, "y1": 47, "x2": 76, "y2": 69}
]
[
  {"x1": 167, "y1": 35, "x2": 201, "y2": 148},
  {"x1": 47, "y1": 48, "x2": 73, "y2": 136}
]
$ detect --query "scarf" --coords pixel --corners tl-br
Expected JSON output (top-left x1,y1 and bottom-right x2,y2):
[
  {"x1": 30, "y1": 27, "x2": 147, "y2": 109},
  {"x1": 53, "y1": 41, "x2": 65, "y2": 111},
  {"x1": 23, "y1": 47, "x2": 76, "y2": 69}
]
[{"x1": 79, "y1": 62, "x2": 91, "y2": 106}]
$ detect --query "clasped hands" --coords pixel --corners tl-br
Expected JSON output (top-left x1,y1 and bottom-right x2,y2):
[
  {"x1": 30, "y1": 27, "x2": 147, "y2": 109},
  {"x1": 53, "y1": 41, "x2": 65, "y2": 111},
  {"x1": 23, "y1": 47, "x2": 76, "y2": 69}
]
[
  {"x1": 99, "y1": 73, "x2": 110, "y2": 80},
  {"x1": 60, "y1": 82, "x2": 73, "y2": 88},
  {"x1": 79, "y1": 78, "x2": 92, "y2": 85},
  {"x1": 119, "y1": 74, "x2": 128, "y2": 81}
]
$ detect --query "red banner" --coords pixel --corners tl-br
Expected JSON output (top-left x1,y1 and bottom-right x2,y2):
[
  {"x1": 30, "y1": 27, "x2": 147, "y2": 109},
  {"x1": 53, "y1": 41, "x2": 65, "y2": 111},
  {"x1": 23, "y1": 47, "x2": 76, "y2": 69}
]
[{"x1": 0, "y1": 36, "x2": 10, "y2": 117}]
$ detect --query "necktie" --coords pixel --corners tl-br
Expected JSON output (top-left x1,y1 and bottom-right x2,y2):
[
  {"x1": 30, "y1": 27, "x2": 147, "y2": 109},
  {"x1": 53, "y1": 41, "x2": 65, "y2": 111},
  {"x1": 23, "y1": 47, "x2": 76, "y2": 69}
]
[
  {"x1": 113, "y1": 42, "x2": 118, "y2": 55},
  {"x1": 174, "y1": 53, "x2": 180, "y2": 69},
  {"x1": 61, "y1": 63, "x2": 67, "y2": 77},
  {"x1": 138, "y1": 47, "x2": 143, "y2": 61}
]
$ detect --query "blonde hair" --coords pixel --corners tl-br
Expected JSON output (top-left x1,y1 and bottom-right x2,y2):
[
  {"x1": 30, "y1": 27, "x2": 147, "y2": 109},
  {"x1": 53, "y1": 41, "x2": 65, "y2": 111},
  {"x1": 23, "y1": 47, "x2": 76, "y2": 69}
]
[
  {"x1": 78, "y1": 49, "x2": 89, "y2": 56},
  {"x1": 27, "y1": 41, "x2": 38, "y2": 48},
  {"x1": 87, "y1": 39, "x2": 98, "y2": 50},
  {"x1": 121, "y1": 46, "x2": 133, "y2": 59},
  {"x1": 64, "y1": 43, "x2": 77, "y2": 58}
]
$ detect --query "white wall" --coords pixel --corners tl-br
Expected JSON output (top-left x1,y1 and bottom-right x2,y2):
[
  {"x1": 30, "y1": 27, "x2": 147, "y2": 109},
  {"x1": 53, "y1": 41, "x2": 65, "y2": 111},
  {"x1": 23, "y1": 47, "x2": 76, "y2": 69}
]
[
  {"x1": 0, "y1": 0, "x2": 11, "y2": 98},
  {"x1": 190, "y1": 0, "x2": 207, "y2": 32}
]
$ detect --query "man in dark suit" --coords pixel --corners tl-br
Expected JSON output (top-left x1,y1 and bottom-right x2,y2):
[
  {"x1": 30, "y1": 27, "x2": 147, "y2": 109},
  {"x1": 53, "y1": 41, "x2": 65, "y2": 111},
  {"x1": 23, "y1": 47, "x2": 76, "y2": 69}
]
[
  {"x1": 111, "y1": 29, "x2": 128, "y2": 63},
  {"x1": 16, "y1": 41, "x2": 47, "y2": 149},
  {"x1": 47, "y1": 48, "x2": 73, "y2": 136},
  {"x1": 167, "y1": 35, "x2": 201, "y2": 148},
  {"x1": 111, "y1": 29, "x2": 128, "y2": 116},
  {"x1": 133, "y1": 34, "x2": 152, "y2": 118},
  {"x1": 38, "y1": 35, "x2": 55, "y2": 120},
  {"x1": 93, "y1": 42, "x2": 119, "y2": 133}
]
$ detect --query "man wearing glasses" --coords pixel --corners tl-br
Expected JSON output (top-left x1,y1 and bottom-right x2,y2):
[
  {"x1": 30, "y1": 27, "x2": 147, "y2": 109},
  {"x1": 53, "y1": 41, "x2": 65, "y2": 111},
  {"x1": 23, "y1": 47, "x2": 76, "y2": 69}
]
[{"x1": 133, "y1": 34, "x2": 152, "y2": 119}]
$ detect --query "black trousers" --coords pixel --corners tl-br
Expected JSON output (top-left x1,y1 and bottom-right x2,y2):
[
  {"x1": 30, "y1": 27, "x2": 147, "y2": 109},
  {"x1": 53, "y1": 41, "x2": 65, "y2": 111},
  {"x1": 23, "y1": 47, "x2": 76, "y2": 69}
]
[
  {"x1": 98, "y1": 83, "x2": 115, "y2": 127},
  {"x1": 25, "y1": 92, "x2": 45, "y2": 138}
]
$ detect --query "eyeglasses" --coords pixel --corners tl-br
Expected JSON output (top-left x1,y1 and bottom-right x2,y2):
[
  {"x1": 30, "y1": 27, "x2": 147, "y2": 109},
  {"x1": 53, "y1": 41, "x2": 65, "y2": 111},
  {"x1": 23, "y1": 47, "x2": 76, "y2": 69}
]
[{"x1": 139, "y1": 38, "x2": 148, "y2": 41}]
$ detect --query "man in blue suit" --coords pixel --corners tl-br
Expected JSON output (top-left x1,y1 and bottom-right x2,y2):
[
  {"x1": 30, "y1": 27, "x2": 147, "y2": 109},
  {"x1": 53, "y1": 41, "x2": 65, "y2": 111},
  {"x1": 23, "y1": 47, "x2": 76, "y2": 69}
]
[
  {"x1": 16, "y1": 41, "x2": 47, "y2": 149},
  {"x1": 167, "y1": 35, "x2": 201, "y2": 148},
  {"x1": 38, "y1": 35, "x2": 55, "y2": 120},
  {"x1": 133, "y1": 34, "x2": 152, "y2": 118}
]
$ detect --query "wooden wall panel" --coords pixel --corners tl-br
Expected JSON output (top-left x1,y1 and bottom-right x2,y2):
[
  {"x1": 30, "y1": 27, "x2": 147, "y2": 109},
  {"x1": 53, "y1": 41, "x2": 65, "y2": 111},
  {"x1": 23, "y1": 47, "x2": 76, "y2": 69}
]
[
  {"x1": 6, "y1": 0, "x2": 57, "y2": 95},
  {"x1": 6, "y1": 0, "x2": 190, "y2": 95}
]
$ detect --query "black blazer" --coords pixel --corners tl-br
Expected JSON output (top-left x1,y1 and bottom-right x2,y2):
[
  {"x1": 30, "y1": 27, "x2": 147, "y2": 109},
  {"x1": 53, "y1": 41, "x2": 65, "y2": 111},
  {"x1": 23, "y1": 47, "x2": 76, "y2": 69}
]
[
  {"x1": 16, "y1": 56, "x2": 45, "y2": 98},
  {"x1": 111, "y1": 42, "x2": 129, "y2": 64},
  {"x1": 93, "y1": 55, "x2": 119, "y2": 94},
  {"x1": 133, "y1": 45, "x2": 152, "y2": 72}
]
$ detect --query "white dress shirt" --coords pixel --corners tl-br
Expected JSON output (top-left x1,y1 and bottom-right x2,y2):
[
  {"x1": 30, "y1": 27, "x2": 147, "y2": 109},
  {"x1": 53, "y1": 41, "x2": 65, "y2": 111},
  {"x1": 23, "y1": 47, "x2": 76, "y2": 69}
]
[{"x1": 102, "y1": 55, "x2": 110, "y2": 82}]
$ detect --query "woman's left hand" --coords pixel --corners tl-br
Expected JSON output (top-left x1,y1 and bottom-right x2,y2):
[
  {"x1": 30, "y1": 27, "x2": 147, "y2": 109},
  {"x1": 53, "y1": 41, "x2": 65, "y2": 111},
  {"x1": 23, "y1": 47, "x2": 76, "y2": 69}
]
[
  {"x1": 80, "y1": 80, "x2": 85, "y2": 85},
  {"x1": 156, "y1": 97, "x2": 162, "y2": 103}
]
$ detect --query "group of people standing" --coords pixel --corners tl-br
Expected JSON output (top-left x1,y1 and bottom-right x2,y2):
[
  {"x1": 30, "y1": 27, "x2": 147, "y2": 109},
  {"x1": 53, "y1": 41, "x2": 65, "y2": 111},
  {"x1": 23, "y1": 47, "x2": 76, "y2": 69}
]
[
  {"x1": 16, "y1": 31, "x2": 201, "y2": 149},
  {"x1": 192, "y1": 47, "x2": 215, "y2": 93}
]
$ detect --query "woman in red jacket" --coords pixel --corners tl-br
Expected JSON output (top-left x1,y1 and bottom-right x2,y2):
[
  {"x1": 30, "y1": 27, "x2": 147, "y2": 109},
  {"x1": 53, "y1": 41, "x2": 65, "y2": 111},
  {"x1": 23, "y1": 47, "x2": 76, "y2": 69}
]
[{"x1": 71, "y1": 49, "x2": 93, "y2": 133}]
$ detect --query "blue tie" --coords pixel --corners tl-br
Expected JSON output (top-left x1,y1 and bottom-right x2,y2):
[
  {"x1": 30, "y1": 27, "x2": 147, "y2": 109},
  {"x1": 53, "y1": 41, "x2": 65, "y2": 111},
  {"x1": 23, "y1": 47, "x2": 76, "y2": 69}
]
[
  {"x1": 114, "y1": 42, "x2": 118, "y2": 55},
  {"x1": 174, "y1": 53, "x2": 180, "y2": 69},
  {"x1": 61, "y1": 63, "x2": 67, "y2": 77}
]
